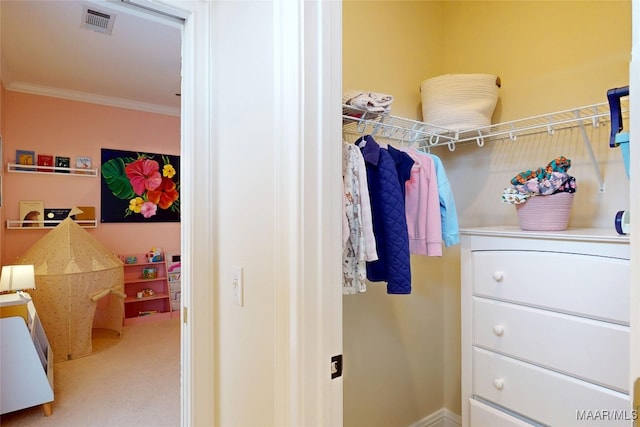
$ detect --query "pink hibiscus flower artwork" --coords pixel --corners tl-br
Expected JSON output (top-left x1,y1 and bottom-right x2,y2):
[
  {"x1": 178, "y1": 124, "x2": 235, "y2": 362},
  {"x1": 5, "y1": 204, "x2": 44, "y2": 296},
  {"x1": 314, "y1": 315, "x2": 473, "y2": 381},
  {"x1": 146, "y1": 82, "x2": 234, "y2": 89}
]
[{"x1": 100, "y1": 149, "x2": 180, "y2": 223}]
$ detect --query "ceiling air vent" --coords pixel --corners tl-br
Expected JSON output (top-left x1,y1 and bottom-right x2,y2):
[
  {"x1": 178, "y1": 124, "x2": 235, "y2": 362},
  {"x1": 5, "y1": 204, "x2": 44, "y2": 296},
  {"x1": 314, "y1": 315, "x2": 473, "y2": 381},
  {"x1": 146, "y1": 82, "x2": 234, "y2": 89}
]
[{"x1": 82, "y1": 6, "x2": 116, "y2": 35}]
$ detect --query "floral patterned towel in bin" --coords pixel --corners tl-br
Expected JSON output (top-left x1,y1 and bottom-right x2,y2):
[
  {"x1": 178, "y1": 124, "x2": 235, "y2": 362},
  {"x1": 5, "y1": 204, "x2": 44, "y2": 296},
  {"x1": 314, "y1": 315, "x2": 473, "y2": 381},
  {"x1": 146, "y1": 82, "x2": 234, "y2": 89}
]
[{"x1": 501, "y1": 156, "x2": 577, "y2": 205}]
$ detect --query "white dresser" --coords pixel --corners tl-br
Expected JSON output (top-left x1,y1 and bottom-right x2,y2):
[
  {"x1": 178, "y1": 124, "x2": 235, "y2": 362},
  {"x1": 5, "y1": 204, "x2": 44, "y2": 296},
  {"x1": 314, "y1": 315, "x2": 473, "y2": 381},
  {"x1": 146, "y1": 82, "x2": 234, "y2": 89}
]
[
  {"x1": 0, "y1": 293, "x2": 54, "y2": 416},
  {"x1": 461, "y1": 227, "x2": 631, "y2": 427}
]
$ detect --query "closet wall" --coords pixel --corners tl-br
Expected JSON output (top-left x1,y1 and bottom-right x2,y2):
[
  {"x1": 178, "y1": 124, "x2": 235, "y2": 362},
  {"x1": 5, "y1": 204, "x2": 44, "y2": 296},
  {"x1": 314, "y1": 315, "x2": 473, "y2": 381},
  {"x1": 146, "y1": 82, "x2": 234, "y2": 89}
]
[
  {"x1": 343, "y1": 1, "x2": 630, "y2": 426},
  {"x1": 441, "y1": 1, "x2": 631, "y2": 231}
]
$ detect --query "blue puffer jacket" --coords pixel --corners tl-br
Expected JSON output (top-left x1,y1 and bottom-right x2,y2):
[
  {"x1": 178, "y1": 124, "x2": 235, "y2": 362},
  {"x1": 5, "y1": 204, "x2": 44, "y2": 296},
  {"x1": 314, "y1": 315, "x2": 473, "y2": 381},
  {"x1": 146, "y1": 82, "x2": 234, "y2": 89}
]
[{"x1": 356, "y1": 135, "x2": 412, "y2": 294}]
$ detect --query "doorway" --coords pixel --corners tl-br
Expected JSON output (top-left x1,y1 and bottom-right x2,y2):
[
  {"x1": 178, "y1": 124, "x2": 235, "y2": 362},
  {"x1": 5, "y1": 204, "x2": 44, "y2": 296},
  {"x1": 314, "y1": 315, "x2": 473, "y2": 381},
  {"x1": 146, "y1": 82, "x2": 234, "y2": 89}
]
[{"x1": 0, "y1": 0, "x2": 190, "y2": 423}]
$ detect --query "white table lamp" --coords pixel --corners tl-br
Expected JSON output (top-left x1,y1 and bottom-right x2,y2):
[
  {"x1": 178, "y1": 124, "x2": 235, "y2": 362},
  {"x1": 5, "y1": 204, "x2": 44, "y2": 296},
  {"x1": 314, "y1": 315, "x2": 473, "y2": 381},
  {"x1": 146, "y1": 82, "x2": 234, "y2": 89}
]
[{"x1": 0, "y1": 265, "x2": 36, "y2": 296}]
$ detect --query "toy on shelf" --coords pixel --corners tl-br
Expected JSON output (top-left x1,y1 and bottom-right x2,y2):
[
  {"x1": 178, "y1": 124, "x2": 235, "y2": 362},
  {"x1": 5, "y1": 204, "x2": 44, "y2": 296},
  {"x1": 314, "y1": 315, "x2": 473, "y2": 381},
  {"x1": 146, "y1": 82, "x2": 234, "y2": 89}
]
[
  {"x1": 146, "y1": 247, "x2": 163, "y2": 263},
  {"x1": 142, "y1": 268, "x2": 157, "y2": 279}
]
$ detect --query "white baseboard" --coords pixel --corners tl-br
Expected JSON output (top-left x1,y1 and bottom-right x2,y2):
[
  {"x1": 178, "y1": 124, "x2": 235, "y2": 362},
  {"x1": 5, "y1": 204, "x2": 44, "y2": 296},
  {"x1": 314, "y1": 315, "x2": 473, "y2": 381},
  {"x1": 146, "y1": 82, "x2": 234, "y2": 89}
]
[{"x1": 408, "y1": 408, "x2": 462, "y2": 427}]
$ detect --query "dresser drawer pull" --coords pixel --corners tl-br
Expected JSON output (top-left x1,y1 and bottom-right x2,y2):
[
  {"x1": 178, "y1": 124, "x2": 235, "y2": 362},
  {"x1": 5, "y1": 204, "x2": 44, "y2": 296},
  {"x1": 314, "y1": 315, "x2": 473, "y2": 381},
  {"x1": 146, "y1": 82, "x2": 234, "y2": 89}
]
[
  {"x1": 492, "y1": 325, "x2": 505, "y2": 336},
  {"x1": 493, "y1": 378, "x2": 504, "y2": 390},
  {"x1": 492, "y1": 271, "x2": 504, "y2": 282}
]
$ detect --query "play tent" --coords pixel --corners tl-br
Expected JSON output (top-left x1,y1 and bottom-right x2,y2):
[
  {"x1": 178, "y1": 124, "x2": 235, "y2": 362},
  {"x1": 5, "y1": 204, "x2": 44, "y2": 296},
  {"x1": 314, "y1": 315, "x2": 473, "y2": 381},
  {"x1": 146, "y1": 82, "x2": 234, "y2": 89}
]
[{"x1": 17, "y1": 215, "x2": 124, "y2": 362}]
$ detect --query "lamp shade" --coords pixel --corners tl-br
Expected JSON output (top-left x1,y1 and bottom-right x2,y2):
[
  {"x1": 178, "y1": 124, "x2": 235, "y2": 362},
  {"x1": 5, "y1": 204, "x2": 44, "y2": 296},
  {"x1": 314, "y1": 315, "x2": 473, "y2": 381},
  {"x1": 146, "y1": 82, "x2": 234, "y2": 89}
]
[{"x1": 0, "y1": 265, "x2": 36, "y2": 292}]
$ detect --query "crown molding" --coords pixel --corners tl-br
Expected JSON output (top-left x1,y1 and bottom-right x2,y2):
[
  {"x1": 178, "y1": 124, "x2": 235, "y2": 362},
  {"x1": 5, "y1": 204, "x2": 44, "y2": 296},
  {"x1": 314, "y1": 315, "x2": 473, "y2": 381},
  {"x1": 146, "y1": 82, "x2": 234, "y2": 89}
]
[{"x1": 4, "y1": 81, "x2": 180, "y2": 117}]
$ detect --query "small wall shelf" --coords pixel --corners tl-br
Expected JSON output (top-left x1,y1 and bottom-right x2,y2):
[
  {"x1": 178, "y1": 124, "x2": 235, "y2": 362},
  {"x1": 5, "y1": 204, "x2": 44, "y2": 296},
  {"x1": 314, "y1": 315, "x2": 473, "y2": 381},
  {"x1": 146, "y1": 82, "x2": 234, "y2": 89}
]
[
  {"x1": 6, "y1": 162, "x2": 98, "y2": 177},
  {"x1": 6, "y1": 219, "x2": 98, "y2": 229}
]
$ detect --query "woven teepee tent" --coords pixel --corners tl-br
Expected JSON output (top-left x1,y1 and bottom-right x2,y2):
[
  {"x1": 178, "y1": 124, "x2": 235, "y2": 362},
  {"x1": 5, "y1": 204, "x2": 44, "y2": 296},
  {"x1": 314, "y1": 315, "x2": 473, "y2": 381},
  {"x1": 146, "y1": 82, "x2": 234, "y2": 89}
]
[{"x1": 17, "y1": 212, "x2": 124, "y2": 362}]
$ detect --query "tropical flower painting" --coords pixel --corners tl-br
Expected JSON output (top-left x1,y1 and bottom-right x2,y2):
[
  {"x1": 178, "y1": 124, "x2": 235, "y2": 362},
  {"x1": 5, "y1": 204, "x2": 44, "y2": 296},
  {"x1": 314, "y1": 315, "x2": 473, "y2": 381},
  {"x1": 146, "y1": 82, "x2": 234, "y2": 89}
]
[{"x1": 100, "y1": 148, "x2": 180, "y2": 223}]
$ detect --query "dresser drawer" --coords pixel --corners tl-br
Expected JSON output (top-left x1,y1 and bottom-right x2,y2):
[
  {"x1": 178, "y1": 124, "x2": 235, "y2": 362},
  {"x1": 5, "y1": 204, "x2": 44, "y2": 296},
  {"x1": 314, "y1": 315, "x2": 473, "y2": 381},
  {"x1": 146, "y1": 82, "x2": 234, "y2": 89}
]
[
  {"x1": 469, "y1": 398, "x2": 534, "y2": 427},
  {"x1": 474, "y1": 297, "x2": 629, "y2": 392},
  {"x1": 473, "y1": 348, "x2": 630, "y2": 427},
  {"x1": 472, "y1": 251, "x2": 629, "y2": 324}
]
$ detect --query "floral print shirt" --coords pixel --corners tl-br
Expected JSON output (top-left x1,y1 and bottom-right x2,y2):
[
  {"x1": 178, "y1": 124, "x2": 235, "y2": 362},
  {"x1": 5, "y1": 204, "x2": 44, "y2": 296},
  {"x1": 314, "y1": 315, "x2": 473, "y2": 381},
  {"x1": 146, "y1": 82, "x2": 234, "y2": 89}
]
[{"x1": 342, "y1": 143, "x2": 377, "y2": 294}]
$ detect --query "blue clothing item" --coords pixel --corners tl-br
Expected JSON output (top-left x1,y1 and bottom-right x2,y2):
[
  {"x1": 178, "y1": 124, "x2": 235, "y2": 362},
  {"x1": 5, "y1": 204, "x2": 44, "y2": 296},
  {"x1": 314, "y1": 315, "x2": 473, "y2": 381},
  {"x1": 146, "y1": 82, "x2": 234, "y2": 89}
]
[
  {"x1": 425, "y1": 153, "x2": 460, "y2": 247},
  {"x1": 386, "y1": 145, "x2": 414, "y2": 199},
  {"x1": 357, "y1": 135, "x2": 411, "y2": 294}
]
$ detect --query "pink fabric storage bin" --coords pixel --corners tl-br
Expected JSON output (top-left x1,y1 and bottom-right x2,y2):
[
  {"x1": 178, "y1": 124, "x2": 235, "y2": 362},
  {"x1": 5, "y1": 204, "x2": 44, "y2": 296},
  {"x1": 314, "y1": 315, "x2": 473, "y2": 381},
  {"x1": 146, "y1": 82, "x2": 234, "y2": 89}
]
[{"x1": 515, "y1": 192, "x2": 574, "y2": 231}]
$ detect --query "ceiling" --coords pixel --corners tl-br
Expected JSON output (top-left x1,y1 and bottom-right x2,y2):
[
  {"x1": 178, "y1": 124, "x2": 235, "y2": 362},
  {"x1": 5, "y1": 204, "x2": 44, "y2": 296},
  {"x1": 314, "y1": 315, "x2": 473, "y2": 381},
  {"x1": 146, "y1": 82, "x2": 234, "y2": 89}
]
[{"x1": 1, "y1": 0, "x2": 182, "y2": 116}]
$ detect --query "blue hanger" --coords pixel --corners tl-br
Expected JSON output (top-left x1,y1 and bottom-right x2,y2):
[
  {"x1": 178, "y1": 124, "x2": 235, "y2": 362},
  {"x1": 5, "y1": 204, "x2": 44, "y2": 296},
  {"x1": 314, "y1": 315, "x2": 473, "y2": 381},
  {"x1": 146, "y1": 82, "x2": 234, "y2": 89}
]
[{"x1": 607, "y1": 86, "x2": 629, "y2": 147}]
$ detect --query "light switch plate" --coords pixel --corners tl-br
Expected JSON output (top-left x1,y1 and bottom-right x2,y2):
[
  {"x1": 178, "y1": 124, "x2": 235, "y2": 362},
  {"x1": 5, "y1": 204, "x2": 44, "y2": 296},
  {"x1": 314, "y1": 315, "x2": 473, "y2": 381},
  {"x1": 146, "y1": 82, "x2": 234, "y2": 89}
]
[{"x1": 232, "y1": 265, "x2": 243, "y2": 306}]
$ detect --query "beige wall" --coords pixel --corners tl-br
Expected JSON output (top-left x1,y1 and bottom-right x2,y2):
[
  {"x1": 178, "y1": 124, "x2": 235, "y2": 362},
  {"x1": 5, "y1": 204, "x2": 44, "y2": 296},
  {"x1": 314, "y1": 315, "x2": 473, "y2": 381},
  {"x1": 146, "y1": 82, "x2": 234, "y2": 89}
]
[
  {"x1": 343, "y1": 1, "x2": 444, "y2": 120},
  {"x1": 343, "y1": 1, "x2": 630, "y2": 425},
  {"x1": 440, "y1": 0, "x2": 630, "y2": 231},
  {"x1": 212, "y1": 2, "x2": 277, "y2": 424},
  {"x1": 442, "y1": 1, "x2": 630, "y2": 122}
]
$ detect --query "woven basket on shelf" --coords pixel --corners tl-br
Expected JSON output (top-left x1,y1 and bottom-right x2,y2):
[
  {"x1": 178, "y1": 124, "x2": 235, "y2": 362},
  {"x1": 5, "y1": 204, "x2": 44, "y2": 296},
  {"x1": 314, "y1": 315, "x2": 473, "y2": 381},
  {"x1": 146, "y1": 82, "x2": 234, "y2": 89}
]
[
  {"x1": 515, "y1": 192, "x2": 574, "y2": 231},
  {"x1": 420, "y1": 73, "x2": 500, "y2": 132}
]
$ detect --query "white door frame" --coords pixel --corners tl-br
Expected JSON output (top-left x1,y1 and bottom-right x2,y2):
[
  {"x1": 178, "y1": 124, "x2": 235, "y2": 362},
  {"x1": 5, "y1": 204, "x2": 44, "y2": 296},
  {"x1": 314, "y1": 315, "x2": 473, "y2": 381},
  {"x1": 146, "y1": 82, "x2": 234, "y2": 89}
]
[
  {"x1": 629, "y1": 0, "x2": 639, "y2": 412},
  {"x1": 174, "y1": 2, "x2": 214, "y2": 426},
  {"x1": 276, "y1": 1, "x2": 344, "y2": 424},
  {"x1": 120, "y1": 1, "x2": 344, "y2": 425}
]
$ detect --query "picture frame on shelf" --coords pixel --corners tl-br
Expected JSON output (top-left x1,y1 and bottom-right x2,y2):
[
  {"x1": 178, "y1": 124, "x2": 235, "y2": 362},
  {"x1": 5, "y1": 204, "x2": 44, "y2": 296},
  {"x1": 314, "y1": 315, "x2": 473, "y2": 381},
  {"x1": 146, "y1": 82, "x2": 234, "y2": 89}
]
[
  {"x1": 166, "y1": 252, "x2": 181, "y2": 275},
  {"x1": 71, "y1": 206, "x2": 96, "y2": 227},
  {"x1": 55, "y1": 156, "x2": 71, "y2": 173},
  {"x1": 142, "y1": 268, "x2": 158, "y2": 279},
  {"x1": 16, "y1": 149, "x2": 35, "y2": 171},
  {"x1": 166, "y1": 251, "x2": 181, "y2": 312},
  {"x1": 19, "y1": 200, "x2": 45, "y2": 227},
  {"x1": 44, "y1": 208, "x2": 72, "y2": 227},
  {"x1": 75, "y1": 156, "x2": 92, "y2": 174},
  {"x1": 37, "y1": 154, "x2": 54, "y2": 172}
]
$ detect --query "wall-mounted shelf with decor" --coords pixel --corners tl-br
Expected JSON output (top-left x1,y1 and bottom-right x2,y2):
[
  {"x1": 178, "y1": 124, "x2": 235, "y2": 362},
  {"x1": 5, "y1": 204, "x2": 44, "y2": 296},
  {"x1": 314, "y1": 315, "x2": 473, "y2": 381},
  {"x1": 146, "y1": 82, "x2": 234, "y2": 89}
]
[
  {"x1": 6, "y1": 219, "x2": 98, "y2": 229},
  {"x1": 6, "y1": 162, "x2": 98, "y2": 177}
]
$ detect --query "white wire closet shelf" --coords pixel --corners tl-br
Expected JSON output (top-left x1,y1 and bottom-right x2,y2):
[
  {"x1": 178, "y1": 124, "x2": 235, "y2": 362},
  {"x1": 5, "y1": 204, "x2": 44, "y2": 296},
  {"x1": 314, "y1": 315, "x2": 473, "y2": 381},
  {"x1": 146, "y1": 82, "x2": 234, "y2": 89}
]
[
  {"x1": 342, "y1": 99, "x2": 629, "y2": 151},
  {"x1": 343, "y1": 97, "x2": 629, "y2": 192}
]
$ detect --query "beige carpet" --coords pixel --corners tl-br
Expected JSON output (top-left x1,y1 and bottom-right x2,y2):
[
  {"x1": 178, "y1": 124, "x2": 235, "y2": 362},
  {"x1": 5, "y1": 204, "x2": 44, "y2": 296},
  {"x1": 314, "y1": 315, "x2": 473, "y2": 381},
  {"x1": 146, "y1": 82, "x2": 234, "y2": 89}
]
[{"x1": 0, "y1": 317, "x2": 180, "y2": 427}]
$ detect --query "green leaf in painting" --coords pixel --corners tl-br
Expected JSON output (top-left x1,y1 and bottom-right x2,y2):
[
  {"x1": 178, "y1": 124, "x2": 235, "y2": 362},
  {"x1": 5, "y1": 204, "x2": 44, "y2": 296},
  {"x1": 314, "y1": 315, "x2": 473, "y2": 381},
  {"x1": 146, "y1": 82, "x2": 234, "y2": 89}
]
[{"x1": 101, "y1": 157, "x2": 136, "y2": 200}]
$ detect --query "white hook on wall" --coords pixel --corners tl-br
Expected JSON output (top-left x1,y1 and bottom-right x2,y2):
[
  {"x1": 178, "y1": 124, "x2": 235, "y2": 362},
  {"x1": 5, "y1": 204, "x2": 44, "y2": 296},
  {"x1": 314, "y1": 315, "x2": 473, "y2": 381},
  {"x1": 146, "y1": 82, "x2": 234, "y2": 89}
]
[
  {"x1": 546, "y1": 116, "x2": 555, "y2": 136},
  {"x1": 475, "y1": 130, "x2": 485, "y2": 148}
]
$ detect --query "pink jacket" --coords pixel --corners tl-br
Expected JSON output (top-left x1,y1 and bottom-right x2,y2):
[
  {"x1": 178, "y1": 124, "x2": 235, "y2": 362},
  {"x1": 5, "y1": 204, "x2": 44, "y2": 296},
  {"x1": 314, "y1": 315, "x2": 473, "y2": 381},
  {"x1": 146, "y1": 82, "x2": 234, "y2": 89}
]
[{"x1": 402, "y1": 148, "x2": 442, "y2": 256}]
